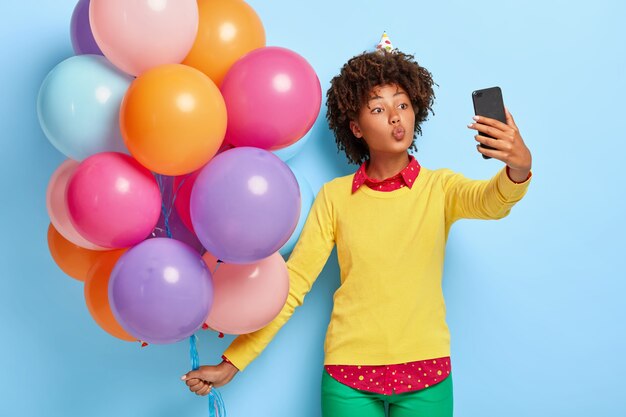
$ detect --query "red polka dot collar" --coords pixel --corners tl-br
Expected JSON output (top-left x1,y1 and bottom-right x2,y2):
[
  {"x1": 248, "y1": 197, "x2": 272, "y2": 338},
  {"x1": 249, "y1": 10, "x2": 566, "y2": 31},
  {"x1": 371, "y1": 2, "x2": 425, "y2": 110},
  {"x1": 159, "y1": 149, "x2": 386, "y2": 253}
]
[{"x1": 352, "y1": 154, "x2": 421, "y2": 193}]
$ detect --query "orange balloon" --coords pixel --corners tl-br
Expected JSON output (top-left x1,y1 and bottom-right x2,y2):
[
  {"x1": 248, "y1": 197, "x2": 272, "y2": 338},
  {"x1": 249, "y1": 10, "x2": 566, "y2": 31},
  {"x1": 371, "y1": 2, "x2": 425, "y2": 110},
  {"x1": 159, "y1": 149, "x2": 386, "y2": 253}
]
[
  {"x1": 120, "y1": 64, "x2": 227, "y2": 176},
  {"x1": 182, "y1": 0, "x2": 266, "y2": 86},
  {"x1": 47, "y1": 223, "x2": 102, "y2": 281},
  {"x1": 84, "y1": 248, "x2": 136, "y2": 341}
]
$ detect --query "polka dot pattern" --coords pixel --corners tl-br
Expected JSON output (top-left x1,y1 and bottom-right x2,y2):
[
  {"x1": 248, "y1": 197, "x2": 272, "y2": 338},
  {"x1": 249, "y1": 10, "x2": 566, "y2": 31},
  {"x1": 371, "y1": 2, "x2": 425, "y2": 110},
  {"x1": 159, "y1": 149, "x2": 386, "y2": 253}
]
[
  {"x1": 326, "y1": 357, "x2": 451, "y2": 394},
  {"x1": 352, "y1": 155, "x2": 421, "y2": 193},
  {"x1": 376, "y1": 32, "x2": 395, "y2": 53}
]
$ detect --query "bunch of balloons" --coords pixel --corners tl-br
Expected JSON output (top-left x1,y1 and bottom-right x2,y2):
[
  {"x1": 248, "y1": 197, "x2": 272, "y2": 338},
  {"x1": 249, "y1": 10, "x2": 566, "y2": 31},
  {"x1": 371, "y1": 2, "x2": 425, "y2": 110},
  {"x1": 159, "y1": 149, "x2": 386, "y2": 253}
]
[{"x1": 40, "y1": 0, "x2": 319, "y2": 345}]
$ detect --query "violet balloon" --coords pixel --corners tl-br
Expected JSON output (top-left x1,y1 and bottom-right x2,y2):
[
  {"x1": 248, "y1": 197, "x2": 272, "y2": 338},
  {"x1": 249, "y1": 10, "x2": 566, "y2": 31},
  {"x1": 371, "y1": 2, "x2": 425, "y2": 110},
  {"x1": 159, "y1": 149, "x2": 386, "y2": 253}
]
[
  {"x1": 190, "y1": 147, "x2": 301, "y2": 264},
  {"x1": 221, "y1": 47, "x2": 322, "y2": 150},
  {"x1": 70, "y1": 0, "x2": 103, "y2": 55},
  {"x1": 109, "y1": 238, "x2": 213, "y2": 344}
]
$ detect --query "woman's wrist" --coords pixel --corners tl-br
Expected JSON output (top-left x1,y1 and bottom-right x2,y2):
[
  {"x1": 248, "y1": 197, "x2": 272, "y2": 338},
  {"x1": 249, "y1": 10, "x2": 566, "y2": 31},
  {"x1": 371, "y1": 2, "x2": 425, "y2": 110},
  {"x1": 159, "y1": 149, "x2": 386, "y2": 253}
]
[
  {"x1": 506, "y1": 166, "x2": 531, "y2": 184},
  {"x1": 220, "y1": 359, "x2": 239, "y2": 374}
]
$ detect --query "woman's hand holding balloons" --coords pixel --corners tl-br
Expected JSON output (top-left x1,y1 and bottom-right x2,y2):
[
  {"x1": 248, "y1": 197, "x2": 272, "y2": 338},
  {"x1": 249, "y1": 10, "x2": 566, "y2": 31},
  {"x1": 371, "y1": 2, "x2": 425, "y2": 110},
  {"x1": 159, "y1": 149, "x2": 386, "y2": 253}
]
[{"x1": 181, "y1": 361, "x2": 239, "y2": 396}]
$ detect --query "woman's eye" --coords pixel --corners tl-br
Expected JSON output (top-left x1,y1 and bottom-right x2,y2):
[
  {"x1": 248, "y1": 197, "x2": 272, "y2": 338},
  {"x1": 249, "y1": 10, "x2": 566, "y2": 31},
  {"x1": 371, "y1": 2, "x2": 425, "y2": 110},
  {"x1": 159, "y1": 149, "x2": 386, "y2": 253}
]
[
  {"x1": 399, "y1": 103, "x2": 408, "y2": 110},
  {"x1": 371, "y1": 108, "x2": 383, "y2": 114}
]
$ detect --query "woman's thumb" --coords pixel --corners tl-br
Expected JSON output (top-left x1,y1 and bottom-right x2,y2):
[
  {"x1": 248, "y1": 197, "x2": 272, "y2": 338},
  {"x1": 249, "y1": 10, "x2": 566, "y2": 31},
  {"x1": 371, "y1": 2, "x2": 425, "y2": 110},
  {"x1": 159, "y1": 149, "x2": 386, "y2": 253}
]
[{"x1": 181, "y1": 370, "x2": 201, "y2": 381}]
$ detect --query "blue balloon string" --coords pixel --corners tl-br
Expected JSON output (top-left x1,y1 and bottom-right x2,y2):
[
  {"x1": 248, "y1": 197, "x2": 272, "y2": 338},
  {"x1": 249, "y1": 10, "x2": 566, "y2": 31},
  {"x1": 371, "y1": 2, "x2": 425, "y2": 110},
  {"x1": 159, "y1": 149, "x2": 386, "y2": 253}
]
[
  {"x1": 167, "y1": 174, "x2": 188, "y2": 221},
  {"x1": 190, "y1": 334, "x2": 200, "y2": 371},
  {"x1": 155, "y1": 174, "x2": 174, "y2": 239},
  {"x1": 155, "y1": 173, "x2": 191, "y2": 240},
  {"x1": 209, "y1": 388, "x2": 226, "y2": 417},
  {"x1": 189, "y1": 335, "x2": 227, "y2": 417}
]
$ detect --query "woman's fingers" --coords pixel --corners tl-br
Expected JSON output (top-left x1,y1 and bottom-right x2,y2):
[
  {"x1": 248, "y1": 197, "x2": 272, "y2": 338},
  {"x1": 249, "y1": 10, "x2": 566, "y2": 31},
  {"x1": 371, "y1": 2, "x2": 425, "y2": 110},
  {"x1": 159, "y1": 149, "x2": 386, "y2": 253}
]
[
  {"x1": 186, "y1": 378, "x2": 202, "y2": 387},
  {"x1": 473, "y1": 114, "x2": 510, "y2": 130},
  {"x1": 189, "y1": 379, "x2": 206, "y2": 393},
  {"x1": 196, "y1": 382, "x2": 213, "y2": 396},
  {"x1": 468, "y1": 121, "x2": 512, "y2": 141},
  {"x1": 504, "y1": 107, "x2": 518, "y2": 129},
  {"x1": 476, "y1": 144, "x2": 506, "y2": 161},
  {"x1": 474, "y1": 134, "x2": 512, "y2": 152}
]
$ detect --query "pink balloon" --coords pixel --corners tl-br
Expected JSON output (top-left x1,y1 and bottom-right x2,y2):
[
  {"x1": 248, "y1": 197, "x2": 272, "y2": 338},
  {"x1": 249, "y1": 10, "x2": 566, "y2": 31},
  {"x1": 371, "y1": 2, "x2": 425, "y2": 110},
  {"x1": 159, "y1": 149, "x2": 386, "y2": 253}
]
[
  {"x1": 67, "y1": 152, "x2": 161, "y2": 248},
  {"x1": 202, "y1": 251, "x2": 219, "y2": 274},
  {"x1": 221, "y1": 47, "x2": 322, "y2": 150},
  {"x1": 46, "y1": 159, "x2": 108, "y2": 250},
  {"x1": 89, "y1": 0, "x2": 199, "y2": 76},
  {"x1": 204, "y1": 253, "x2": 289, "y2": 334}
]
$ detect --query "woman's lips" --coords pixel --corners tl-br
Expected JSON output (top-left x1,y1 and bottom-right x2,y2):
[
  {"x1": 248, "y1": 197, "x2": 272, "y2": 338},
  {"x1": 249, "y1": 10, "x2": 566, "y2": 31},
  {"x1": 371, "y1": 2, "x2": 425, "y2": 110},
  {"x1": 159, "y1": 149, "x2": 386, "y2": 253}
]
[{"x1": 393, "y1": 127, "x2": 405, "y2": 140}]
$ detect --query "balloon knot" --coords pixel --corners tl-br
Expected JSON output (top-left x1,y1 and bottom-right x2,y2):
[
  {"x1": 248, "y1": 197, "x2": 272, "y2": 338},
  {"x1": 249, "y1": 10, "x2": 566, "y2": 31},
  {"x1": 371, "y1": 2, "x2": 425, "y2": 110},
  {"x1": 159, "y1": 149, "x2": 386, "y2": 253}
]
[
  {"x1": 141, "y1": 341, "x2": 148, "y2": 348},
  {"x1": 218, "y1": 332, "x2": 225, "y2": 339},
  {"x1": 202, "y1": 323, "x2": 209, "y2": 330}
]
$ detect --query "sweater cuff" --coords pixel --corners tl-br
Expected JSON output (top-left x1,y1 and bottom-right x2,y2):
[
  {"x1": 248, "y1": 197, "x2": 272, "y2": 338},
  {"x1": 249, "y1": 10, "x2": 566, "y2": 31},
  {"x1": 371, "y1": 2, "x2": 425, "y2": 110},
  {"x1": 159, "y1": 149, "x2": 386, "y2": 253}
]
[
  {"x1": 506, "y1": 166, "x2": 532, "y2": 184},
  {"x1": 222, "y1": 335, "x2": 257, "y2": 371},
  {"x1": 497, "y1": 167, "x2": 532, "y2": 201},
  {"x1": 221, "y1": 355, "x2": 239, "y2": 370}
]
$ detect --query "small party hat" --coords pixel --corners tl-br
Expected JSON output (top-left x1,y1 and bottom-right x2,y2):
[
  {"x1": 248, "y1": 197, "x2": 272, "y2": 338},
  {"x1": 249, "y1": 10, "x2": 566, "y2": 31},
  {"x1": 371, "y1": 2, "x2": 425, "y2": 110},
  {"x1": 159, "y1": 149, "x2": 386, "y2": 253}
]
[{"x1": 376, "y1": 32, "x2": 395, "y2": 53}]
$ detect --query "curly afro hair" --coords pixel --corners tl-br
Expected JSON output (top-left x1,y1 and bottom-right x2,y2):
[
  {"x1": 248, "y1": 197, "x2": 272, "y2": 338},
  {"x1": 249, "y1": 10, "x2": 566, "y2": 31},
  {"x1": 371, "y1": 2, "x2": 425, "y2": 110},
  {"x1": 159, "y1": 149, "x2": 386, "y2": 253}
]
[{"x1": 326, "y1": 50, "x2": 436, "y2": 165}]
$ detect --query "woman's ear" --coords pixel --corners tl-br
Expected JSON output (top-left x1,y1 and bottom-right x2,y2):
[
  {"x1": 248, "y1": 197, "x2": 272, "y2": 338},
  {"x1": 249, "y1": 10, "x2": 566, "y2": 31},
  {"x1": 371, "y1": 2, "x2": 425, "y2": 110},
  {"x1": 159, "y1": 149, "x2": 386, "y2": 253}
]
[{"x1": 349, "y1": 120, "x2": 363, "y2": 138}]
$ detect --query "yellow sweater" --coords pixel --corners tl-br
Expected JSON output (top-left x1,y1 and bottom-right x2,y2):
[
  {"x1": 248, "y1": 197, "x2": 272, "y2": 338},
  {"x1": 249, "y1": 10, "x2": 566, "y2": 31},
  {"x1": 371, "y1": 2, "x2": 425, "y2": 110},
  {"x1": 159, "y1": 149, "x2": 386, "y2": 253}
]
[{"x1": 224, "y1": 167, "x2": 531, "y2": 370}]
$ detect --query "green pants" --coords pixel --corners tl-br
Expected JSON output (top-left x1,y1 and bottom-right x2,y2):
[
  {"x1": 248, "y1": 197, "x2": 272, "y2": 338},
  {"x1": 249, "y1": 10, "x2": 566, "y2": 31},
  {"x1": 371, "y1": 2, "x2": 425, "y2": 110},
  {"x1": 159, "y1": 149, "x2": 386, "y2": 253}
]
[{"x1": 321, "y1": 370, "x2": 453, "y2": 417}]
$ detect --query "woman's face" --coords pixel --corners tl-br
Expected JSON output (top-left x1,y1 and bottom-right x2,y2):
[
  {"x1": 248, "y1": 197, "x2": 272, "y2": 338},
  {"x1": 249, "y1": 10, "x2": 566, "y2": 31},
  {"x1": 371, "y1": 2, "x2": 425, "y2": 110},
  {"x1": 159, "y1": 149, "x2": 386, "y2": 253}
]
[{"x1": 349, "y1": 83, "x2": 415, "y2": 157}]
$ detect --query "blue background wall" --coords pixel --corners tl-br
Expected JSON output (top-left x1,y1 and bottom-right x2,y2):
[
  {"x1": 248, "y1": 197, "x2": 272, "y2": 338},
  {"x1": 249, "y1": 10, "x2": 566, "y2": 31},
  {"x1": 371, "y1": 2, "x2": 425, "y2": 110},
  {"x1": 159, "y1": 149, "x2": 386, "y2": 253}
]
[{"x1": 1, "y1": 1, "x2": 625, "y2": 416}]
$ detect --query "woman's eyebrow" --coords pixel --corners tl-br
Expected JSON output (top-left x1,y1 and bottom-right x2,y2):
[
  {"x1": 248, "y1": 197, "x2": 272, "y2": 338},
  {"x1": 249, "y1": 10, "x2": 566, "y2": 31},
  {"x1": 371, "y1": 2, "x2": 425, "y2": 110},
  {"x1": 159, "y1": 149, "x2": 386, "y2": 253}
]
[
  {"x1": 368, "y1": 91, "x2": 407, "y2": 102},
  {"x1": 367, "y1": 95, "x2": 383, "y2": 102}
]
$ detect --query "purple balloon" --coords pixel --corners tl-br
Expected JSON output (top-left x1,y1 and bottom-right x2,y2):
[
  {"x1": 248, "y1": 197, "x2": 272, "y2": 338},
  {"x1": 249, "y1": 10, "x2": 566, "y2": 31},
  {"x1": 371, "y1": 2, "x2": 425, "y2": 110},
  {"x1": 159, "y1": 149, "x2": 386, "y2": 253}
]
[
  {"x1": 109, "y1": 238, "x2": 213, "y2": 344},
  {"x1": 191, "y1": 147, "x2": 301, "y2": 264},
  {"x1": 70, "y1": 0, "x2": 103, "y2": 55},
  {"x1": 150, "y1": 174, "x2": 205, "y2": 254}
]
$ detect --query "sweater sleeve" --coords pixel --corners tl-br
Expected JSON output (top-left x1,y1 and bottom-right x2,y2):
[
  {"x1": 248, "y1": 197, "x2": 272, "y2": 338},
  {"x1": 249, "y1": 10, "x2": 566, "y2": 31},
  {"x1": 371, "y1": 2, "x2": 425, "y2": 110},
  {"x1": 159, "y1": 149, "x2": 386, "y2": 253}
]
[
  {"x1": 443, "y1": 167, "x2": 531, "y2": 225},
  {"x1": 223, "y1": 184, "x2": 337, "y2": 371}
]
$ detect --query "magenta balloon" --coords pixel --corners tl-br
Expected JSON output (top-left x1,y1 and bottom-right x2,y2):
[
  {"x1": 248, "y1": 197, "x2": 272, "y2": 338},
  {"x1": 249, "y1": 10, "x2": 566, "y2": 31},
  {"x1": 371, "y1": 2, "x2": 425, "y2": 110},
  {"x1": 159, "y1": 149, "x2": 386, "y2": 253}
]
[
  {"x1": 190, "y1": 147, "x2": 301, "y2": 264},
  {"x1": 221, "y1": 46, "x2": 321, "y2": 150},
  {"x1": 66, "y1": 152, "x2": 161, "y2": 248},
  {"x1": 109, "y1": 238, "x2": 213, "y2": 344},
  {"x1": 70, "y1": 0, "x2": 103, "y2": 55}
]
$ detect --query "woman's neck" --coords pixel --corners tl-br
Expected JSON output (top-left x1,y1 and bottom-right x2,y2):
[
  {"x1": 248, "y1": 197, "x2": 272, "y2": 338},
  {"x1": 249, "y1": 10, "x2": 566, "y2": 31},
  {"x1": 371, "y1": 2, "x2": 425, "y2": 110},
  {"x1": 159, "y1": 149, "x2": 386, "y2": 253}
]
[{"x1": 365, "y1": 152, "x2": 410, "y2": 180}]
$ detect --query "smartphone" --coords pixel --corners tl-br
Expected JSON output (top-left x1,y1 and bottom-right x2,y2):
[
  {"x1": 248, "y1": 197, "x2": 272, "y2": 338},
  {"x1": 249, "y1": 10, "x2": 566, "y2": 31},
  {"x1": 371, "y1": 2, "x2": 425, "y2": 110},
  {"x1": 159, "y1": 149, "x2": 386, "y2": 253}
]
[{"x1": 471, "y1": 86, "x2": 506, "y2": 160}]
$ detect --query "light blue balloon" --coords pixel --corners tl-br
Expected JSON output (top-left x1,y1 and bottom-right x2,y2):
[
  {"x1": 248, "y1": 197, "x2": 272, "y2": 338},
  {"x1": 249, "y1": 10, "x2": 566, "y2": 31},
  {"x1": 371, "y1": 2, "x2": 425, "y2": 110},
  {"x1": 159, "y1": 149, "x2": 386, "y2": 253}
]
[
  {"x1": 272, "y1": 130, "x2": 312, "y2": 162},
  {"x1": 279, "y1": 167, "x2": 314, "y2": 257},
  {"x1": 37, "y1": 54, "x2": 133, "y2": 161}
]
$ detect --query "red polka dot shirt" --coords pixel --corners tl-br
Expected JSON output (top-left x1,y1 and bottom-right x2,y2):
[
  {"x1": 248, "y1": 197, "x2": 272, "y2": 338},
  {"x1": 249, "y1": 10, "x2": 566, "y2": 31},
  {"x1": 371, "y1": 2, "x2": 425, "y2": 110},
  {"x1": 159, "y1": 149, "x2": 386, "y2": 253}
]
[{"x1": 325, "y1": 358, "x2": 451, "y2": 395}]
